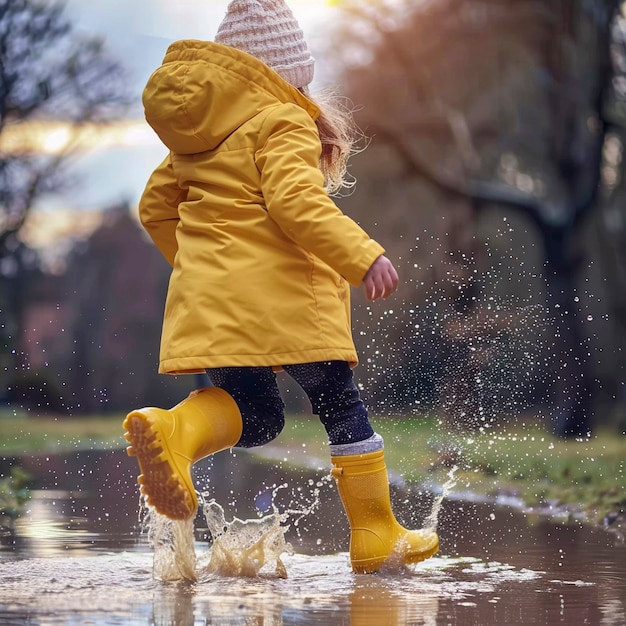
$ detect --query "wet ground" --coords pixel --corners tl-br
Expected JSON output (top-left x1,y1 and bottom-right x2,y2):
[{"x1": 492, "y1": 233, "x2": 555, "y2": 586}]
[{"x1": 0, "y1": 447, "x2": 625, "y2": 625}]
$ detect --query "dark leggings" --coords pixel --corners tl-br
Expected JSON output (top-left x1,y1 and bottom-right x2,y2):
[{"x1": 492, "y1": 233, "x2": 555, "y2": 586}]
[{"x1": 206, "y1": 361, "x2": 374, "y2": 448}]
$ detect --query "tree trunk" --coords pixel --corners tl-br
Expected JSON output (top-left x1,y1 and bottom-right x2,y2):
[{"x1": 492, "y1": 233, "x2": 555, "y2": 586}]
[{"x1": 541, "y1": 224, "x2": 593, "y2": 437}]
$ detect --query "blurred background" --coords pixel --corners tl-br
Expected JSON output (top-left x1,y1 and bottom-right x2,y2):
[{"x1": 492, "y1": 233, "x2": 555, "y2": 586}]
[{"x1": 2, "y1": 0, "x2": 626, "y2": 439}]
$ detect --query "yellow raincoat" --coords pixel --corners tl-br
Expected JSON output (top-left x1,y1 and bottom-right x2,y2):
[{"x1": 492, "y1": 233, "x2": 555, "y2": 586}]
[{"x1": 139, "y1": 40, "x2": 385, "y2": 374}]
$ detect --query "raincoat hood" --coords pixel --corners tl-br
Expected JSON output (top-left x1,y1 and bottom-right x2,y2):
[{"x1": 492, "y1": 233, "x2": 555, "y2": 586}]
[{"x1": 142, "y1": 40, "x2": 320, "y2": 155}]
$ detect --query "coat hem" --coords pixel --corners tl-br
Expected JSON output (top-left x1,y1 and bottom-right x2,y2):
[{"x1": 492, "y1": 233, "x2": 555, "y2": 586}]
[{"x1": 158, "y1": 348, "x2": 359, "y2": 374}]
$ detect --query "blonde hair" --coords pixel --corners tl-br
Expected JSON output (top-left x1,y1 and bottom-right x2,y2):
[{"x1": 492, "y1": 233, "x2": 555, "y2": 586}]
[{"x1": 299, "y1": 87, "x2": 363, "y2": 195}]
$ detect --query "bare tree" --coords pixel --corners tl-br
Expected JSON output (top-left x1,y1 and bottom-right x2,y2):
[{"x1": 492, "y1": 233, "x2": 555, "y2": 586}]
[
  {"x1": 332, "y1": 0, "x2": 623, "y2": 436},
  {"x1": 0, "y1": 0, "x2": 131, "y2": 404}
]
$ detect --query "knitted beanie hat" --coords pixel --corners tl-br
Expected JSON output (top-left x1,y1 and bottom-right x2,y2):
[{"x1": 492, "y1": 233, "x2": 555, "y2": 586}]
[{"x1": 215, "y1": 0, "x2": 315, "y2": 88}]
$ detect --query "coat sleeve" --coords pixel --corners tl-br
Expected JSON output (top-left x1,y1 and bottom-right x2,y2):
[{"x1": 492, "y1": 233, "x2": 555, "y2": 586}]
[
  {"x1": 138, "y1": 154, "x2": 186, "y2": 267},
  {"x1": 254, "y1": 105, "x2": 384, "y2": 286}
]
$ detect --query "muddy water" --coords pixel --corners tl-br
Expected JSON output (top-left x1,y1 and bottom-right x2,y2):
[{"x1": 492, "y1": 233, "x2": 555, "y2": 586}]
[{"x1": 0, "y1": 448, "x2": 625, "y2": 625}]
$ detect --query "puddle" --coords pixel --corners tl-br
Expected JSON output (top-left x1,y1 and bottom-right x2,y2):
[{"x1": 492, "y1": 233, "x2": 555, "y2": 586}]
[{"x1": 0, "y1": 448, "x2": 625, "y2": 625}]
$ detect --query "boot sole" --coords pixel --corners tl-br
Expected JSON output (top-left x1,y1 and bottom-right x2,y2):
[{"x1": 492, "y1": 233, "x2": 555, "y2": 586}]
[{"x1": 123, "y1": 411, "x2": 197, "y2": 520}]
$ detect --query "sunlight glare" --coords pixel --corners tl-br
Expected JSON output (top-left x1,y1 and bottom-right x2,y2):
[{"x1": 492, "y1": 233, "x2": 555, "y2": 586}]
[
  {"x1": 0, "y1": 121, "x2": 160, "y2": 156},
  {"x1": 43, "y1": 127, "x2": 71, "y2": 153}
]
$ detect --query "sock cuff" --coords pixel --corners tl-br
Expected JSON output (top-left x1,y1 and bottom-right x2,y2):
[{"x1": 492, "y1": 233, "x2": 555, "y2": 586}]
[{"x1": 330, "y1": 432, "x2": 384, "y2": 456}]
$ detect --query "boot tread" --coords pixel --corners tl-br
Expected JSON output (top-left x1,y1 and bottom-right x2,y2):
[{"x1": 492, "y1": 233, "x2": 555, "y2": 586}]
[{"x1": 123, "y1": 413, "x2": 196, "y2": 520}]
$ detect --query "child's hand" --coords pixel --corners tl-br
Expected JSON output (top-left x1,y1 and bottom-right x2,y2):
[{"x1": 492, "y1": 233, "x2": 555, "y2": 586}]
[{"x1": 362, "y1": 255, "x2": 399, "y2": 301}]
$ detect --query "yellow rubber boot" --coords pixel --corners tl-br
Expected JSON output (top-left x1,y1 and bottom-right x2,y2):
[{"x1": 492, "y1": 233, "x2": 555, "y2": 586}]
[
  {"x1": 123, "y1": 387, "x2": 242, "y2": 520},
  {"x1": 331, "y1": 449, "x2": 439, "y2": 573}
]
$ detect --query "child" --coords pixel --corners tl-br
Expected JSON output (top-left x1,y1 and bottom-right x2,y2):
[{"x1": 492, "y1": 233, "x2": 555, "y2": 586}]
[{"x1": 123, "y1": 0, "x2": 439, "y2": 574}]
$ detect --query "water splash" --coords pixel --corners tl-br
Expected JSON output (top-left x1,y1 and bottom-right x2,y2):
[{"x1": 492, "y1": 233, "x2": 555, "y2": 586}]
[
  {"x1": 423, "y1": 465, "x2": 458, "y2": 531},
  {"x1": 141, "y1": 482, "x2": 326, "y2": 582},
  {"x1": 145, "y1": 510, "x2": 196, "y2": 582},
  {"x1": 198, "y1": 499, "x2": 292, "y2": 579}
]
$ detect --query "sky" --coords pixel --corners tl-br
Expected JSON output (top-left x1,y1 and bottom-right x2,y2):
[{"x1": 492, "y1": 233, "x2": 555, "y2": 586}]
[
  {"x1": 67, "y1": 0, "x2": 335, "y2": 92},
  {"x1": 39, "y1": 0, "x2": 337, "y2": 215}
]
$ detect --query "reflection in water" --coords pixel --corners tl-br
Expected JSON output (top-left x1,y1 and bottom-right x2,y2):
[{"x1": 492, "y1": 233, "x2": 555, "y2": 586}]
[
  {"x1": 2, "y1": 550, "x2": 618, "y2": 626},
  {"x1": 8, "y1": 489, "x2": 144, "y2": 558},
  {"x1": 0, "y1": 448, "x2": 625, "y2": 625}
]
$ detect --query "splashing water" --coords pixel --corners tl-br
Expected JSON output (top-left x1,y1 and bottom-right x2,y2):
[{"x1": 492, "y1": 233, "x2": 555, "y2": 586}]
[
  {"x1": 423, "y1": 465, "x2": 458, "y2": 531},
  {"x1": 144, "y1": 505, "x2": 292, "y2": 583},
  {"x1": 142, "y1": 481, "x2": 329, "y2": 582},
  {"x1": 199, "y1": 499, "x2": 292, "y2": 579},
  {"x1": 145, "y1": 510, "x2": 197, "y2": 582}
]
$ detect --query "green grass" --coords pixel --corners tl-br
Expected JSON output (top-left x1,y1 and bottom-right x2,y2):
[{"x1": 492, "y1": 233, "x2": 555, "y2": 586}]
[
  {"x1": 449, "y1": 423, "x2": 626, "y2": 524},
  {"x1": 1, "y1": 408, "x2": 624, "y2": 524}
]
